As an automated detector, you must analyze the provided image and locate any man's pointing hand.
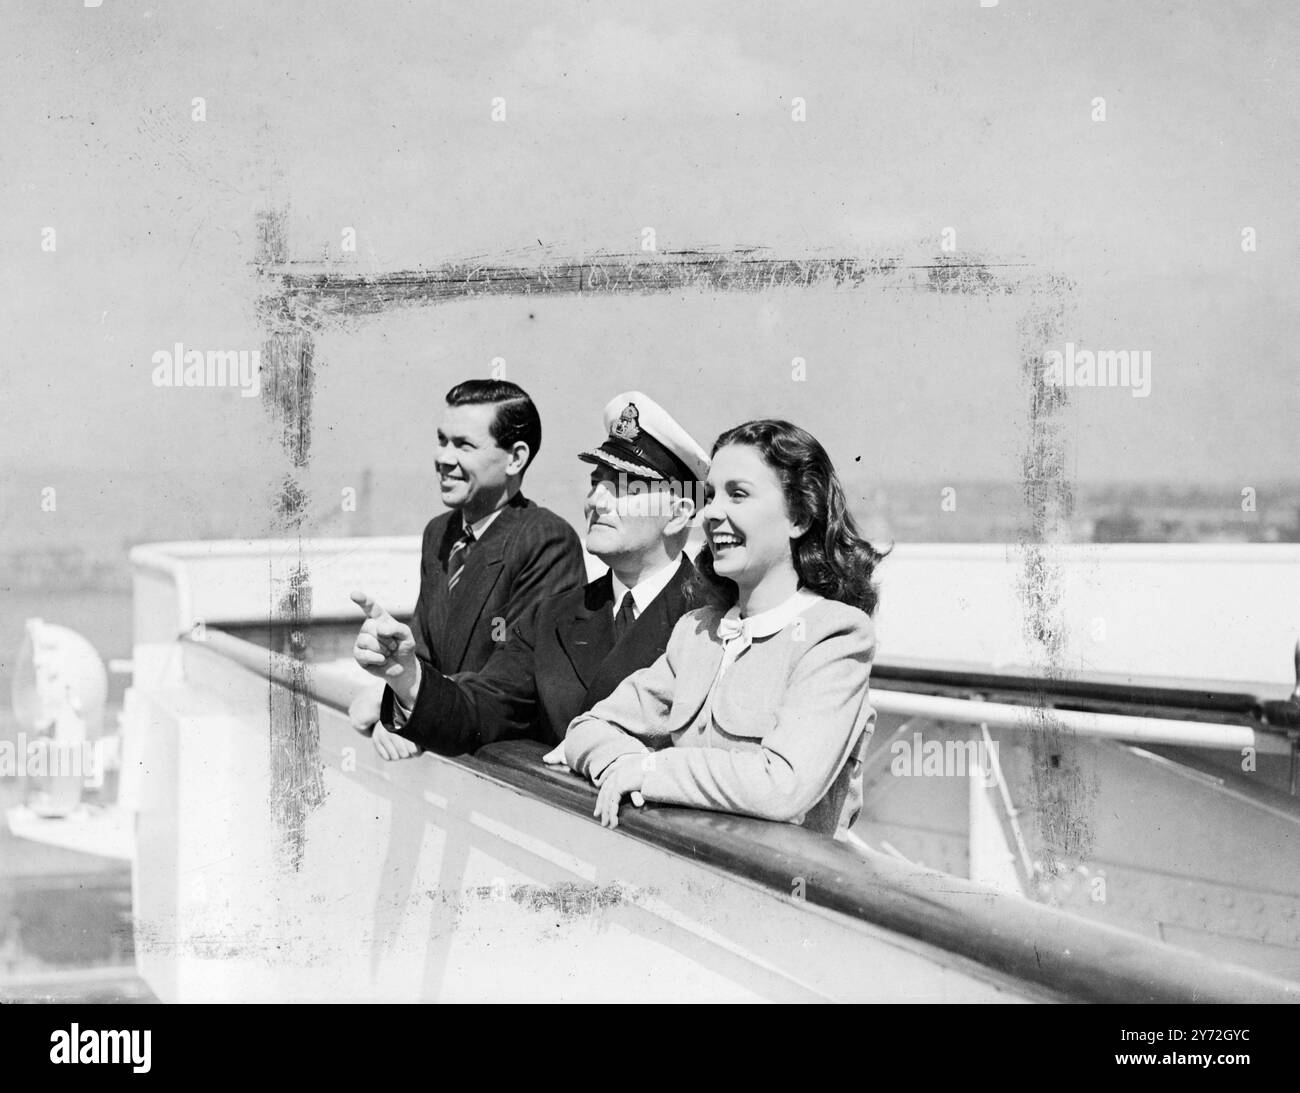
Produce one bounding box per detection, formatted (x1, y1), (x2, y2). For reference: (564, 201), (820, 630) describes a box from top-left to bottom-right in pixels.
(351, 590), (421, 709)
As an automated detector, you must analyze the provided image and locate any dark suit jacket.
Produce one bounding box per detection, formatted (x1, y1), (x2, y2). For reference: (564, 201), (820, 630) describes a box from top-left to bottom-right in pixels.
(381, 492), (586, 724)
(392, 554), (696, 755)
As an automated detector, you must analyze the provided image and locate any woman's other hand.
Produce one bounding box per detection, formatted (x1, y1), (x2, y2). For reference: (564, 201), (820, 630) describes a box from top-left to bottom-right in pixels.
(593, 756), (647, 828)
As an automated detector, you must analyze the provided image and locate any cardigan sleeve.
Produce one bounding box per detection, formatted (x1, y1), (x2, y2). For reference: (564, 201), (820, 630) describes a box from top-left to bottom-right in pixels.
(638, 613), (875, 823)
(563, 615), (697, 781)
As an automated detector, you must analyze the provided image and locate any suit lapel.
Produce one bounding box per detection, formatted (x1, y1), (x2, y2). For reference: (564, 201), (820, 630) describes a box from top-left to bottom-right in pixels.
(582, 555), (694, 709)
(416, 516), (459, 669)
(558, 572), (616, 691)
(440, 496), (525, 671)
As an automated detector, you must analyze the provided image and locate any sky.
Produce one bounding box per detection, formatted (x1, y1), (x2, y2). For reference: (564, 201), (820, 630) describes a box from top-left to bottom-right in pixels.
(1, 0), (1298, 554)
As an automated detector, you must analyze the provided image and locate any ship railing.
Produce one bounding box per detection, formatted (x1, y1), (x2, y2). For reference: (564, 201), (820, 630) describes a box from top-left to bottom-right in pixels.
(186, 625), (1300, 1003)
(869, 656), (1300, 791)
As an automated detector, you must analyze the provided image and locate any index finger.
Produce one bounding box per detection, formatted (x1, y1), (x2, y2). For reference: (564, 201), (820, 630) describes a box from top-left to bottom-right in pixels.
(350, 590), (386, 619)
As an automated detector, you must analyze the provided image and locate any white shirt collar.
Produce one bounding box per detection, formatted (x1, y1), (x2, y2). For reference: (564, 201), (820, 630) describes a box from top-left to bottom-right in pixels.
(463, 506), (504, 540)
(719, 587), (822, 643)
(610, 557), (681, 619)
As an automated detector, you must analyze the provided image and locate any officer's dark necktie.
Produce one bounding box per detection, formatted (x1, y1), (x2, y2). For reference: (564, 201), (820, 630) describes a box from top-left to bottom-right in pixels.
(447, 526), (474, 592)
(612, 591), (637, 641)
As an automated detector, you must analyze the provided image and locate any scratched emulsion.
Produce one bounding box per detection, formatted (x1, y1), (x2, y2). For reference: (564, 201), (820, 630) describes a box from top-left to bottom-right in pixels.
(1016, 277), (1098, 873)
(265, 556), (326, 870)
(433, 882), (647, 937)
(255, 249), (1035, 328)
(251, 242), (1083, 878)
(257, 208), (327, 870)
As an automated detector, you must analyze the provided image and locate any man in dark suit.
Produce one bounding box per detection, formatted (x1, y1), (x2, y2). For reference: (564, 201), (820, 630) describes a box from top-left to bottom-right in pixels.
(352, 392), (709, 757)
(349, 379), (586, 741)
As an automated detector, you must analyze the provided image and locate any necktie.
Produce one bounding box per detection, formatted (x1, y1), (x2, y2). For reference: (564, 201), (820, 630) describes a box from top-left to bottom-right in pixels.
(447, 526), (474, 591)
(612, 591), (637, 641)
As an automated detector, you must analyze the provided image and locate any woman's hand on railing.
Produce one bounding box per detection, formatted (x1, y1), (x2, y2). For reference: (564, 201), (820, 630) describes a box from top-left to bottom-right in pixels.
(593, 755), (648, 828)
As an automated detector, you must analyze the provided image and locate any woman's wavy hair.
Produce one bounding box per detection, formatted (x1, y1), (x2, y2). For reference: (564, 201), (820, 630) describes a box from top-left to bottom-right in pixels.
(687, 420), (890, 616)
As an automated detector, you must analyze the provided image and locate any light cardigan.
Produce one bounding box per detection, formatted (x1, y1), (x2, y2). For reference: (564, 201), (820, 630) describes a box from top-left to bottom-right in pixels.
(564, 594), (877, 836)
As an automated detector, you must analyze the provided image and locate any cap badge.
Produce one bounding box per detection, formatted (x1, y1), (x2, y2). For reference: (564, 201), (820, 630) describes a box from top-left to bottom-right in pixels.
(611, 402), (641, 442)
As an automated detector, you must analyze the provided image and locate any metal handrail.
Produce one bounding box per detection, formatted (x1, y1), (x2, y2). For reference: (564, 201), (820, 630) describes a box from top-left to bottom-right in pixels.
(870, 688), (1294, 756)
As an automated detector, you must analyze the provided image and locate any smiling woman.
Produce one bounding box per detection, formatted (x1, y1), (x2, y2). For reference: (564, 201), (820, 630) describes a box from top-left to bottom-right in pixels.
(564, 420), (889, 836)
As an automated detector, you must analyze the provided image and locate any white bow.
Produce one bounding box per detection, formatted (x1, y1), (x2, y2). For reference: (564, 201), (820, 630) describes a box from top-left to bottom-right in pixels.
(717, 615), (745, 643)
